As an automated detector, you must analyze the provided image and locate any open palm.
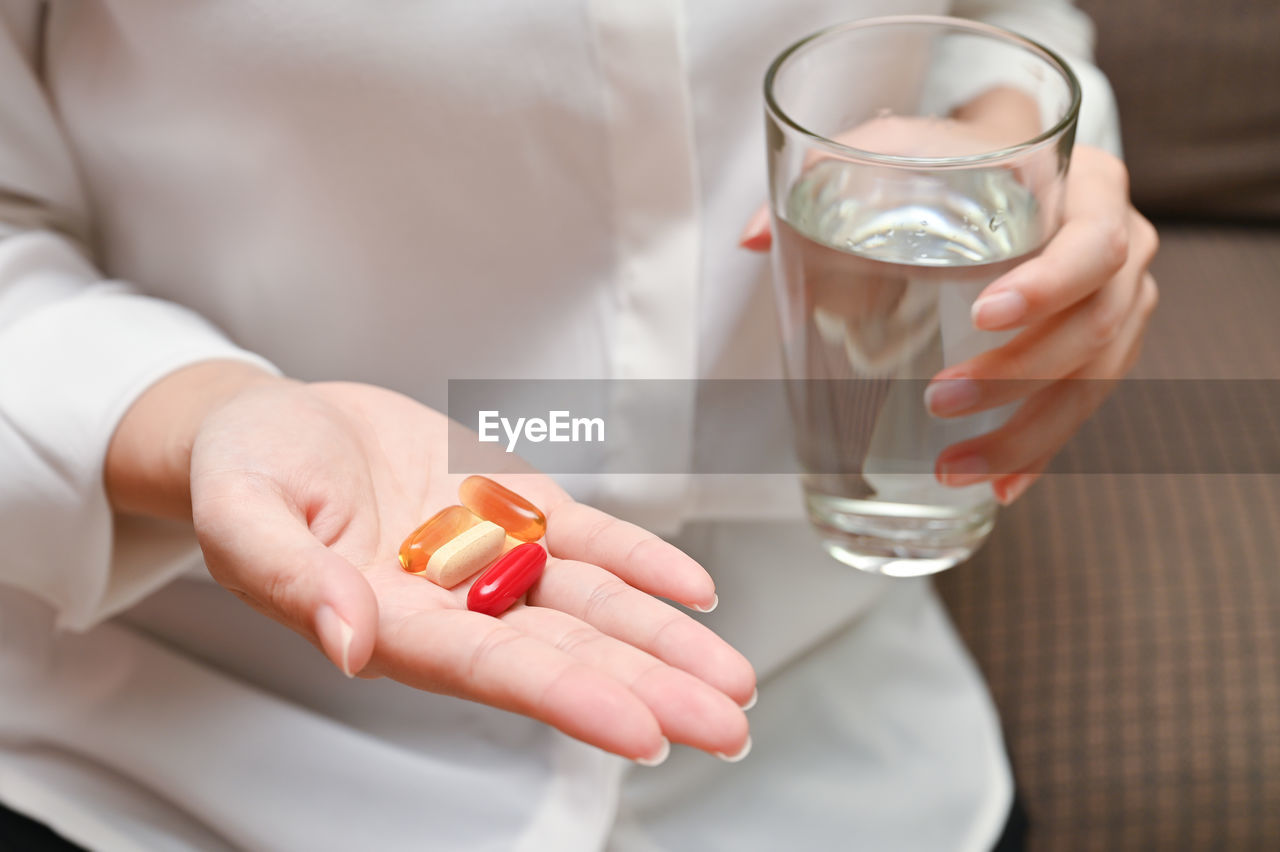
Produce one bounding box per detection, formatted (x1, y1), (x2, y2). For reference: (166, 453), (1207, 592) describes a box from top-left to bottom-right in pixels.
(189, 380), (754, 763)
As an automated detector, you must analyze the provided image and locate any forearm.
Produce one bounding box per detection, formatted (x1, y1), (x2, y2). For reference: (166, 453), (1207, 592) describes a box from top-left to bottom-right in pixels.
(104, 360), (284, 521)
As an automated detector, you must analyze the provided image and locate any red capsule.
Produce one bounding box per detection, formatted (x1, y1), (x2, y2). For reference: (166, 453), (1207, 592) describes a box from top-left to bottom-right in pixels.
(467, 542), (547, 617)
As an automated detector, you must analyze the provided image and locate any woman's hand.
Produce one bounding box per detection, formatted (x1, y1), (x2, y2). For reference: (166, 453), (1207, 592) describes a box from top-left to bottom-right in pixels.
(107, 364), (755, 765)
(741, 119), (1157, 505)
(921, 146), (1159, 504)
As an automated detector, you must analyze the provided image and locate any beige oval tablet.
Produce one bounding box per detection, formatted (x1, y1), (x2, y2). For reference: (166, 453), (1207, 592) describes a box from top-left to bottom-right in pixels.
(423, 521), (505, 589)
(501, 534), (524, 555)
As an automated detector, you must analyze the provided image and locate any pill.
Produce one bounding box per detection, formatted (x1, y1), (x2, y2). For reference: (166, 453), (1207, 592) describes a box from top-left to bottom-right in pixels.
(458, 476), (546, 542)
(422, 521), (506, 589)
(467, 542), (547, 617)
(399, 505), (478, 574)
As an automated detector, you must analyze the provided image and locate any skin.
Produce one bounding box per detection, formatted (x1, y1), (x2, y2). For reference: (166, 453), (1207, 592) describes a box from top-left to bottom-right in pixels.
(101, 89), (1154, 771)
(105, 363), (755, 765)
(740, 92), (1159, 504)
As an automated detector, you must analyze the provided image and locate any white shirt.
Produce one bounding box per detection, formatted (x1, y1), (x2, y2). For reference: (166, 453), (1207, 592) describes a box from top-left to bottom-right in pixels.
(0, 1), (1119, 849)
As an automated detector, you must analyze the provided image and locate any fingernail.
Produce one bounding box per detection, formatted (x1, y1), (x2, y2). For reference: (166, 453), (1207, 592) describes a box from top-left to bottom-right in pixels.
(972, 289), (1027, 329)
(715, 736), (753, 763)
(937, 455), (989, 487)
(316, 605), (355, 678)
(924, 377), (980, 417)
(996, 473), (1037, 505)
(694, 594), (719, 614)
(738, 208), (771, 251)
(636, 738), (671, 767)
(740, 688), (758, 711)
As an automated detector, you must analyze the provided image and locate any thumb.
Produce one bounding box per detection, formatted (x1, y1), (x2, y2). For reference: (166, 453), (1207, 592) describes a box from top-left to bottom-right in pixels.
(193, 478), (379, 677)
(738, 204), (772, 252)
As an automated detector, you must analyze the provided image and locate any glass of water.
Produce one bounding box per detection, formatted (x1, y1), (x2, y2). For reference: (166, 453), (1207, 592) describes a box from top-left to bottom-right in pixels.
(765, 16), (1080, 576)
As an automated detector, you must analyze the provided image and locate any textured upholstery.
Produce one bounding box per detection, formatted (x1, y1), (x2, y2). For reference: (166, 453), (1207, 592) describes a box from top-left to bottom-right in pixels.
(936, 5), (1280, 844)
(935, 226), (1280, 849)
(1075, 0), (1280, 221)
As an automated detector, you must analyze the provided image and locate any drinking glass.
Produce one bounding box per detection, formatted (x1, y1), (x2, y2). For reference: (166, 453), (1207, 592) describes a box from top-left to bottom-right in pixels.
(765, 16), (1080, 576)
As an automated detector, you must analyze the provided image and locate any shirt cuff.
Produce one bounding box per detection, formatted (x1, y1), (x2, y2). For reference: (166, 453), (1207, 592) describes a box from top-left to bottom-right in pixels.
(0, 249), (278, 630)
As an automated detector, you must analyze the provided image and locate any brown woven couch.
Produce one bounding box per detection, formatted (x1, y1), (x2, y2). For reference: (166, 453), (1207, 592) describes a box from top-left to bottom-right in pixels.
(935, 3), (1280, 848)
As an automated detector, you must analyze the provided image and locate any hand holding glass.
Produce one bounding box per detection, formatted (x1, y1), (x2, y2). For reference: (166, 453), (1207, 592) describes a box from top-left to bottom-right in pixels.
(764, 16), (1080, 575)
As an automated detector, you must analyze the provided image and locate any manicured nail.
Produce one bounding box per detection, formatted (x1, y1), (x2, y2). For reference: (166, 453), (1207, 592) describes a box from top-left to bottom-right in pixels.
(996, 473), (1037, 505)
(937, 455), (990, 487)
(971, 289), (1027, 329)
(740, 688), (758, 711)
(716, 736), (753, 763)
(924, 377), (980, 417)
(636, 738), (671, 767)
(694, 594), (719, 614)
(316, 605), (355, 677)
(738, 208), (771, 251)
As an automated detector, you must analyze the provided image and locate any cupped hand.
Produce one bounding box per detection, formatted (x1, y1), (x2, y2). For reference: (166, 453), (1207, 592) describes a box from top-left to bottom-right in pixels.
(188, 378), (754, 764)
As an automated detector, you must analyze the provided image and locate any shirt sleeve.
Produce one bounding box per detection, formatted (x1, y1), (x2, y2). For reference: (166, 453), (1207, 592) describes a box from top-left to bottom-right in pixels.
(0, 3), (279, 631)
(949, 0), (1122, 156)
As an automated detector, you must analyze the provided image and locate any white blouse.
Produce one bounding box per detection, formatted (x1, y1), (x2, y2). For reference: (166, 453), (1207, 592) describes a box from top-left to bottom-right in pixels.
(0, 1), (1119, 849)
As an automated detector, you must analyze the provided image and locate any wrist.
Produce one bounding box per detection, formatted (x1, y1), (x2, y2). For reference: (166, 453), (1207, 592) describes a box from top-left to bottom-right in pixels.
(105, 360), (286, 520)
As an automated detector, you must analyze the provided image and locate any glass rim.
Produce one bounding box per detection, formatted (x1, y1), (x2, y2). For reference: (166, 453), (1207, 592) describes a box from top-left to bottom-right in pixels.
(764, 14), (1083, 168)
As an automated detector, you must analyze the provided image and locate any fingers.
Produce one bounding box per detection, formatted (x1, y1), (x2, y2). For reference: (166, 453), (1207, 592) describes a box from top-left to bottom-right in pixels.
(544, 502), (718, 611)
(930, 209), (1158, 418)
(527, 558), (757, 705)
(926, 274), (1135, 415)
(372, 608), (669, 762)
(991, 456), (1052, 506)
(935, 376), (1114, 486)
(501, 606), (750, 756)
(367, 550), (751, 761)
(971, 148), (1134, 331)
(192, 474), (379, 677)
(935, 268), (1155, 485)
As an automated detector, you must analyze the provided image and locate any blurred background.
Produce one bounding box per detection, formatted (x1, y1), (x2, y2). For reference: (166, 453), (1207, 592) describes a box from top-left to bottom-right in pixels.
(936, 1), (1280, 848)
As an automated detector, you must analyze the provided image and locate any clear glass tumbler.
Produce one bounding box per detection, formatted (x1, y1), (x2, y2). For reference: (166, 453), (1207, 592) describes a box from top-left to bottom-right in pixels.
(765, 16), (1080, 576)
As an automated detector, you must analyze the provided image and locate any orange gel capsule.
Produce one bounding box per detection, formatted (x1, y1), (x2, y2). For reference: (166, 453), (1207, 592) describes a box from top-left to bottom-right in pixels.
(458, 476), (546, 542)
(399, 505), (478, 573)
